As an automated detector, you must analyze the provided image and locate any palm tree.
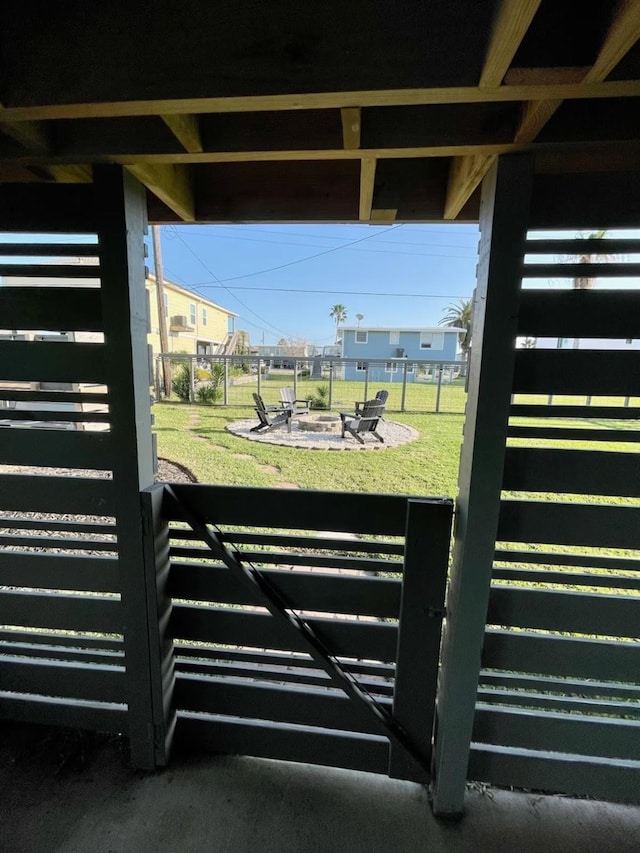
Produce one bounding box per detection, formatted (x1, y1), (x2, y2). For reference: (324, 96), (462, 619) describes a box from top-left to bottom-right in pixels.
(440, 298), (473, 361)
(329, 304), (347, 343)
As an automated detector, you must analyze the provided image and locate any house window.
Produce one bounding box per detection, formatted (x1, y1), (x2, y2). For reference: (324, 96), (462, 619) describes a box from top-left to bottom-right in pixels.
(356, 361), (367, 372)
(420, 332), (444, 350)
(385, 362), (398, 373)
(163, 292), (168, 317)
(389, 331), (400, 345)
(406, 363), (415, 374)
(189, 303), (197, 325)
(202, 307), (207, 326)
(355, 330), (368, 344)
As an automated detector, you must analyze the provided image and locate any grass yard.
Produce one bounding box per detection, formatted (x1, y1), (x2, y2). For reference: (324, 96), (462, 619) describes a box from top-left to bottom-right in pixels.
(153, 402), (465, 497)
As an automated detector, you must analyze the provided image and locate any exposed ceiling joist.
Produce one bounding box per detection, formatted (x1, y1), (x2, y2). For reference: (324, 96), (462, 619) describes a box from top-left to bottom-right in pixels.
(479, 0), (542, 87)
(1, 80), (640, 124)
(0, 119), (49, 151)
(444, 0), (640, 219)
(341, 108), (361, 150)
(370, 209), (397, 223)
(46, 164), (93, 183)
(124, 163), (195, 221)
(359, 158), (376, 220)
(161, 114), (203, 153)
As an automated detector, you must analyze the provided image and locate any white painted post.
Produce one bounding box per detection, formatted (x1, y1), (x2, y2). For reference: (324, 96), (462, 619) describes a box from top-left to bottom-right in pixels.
(430, 155), (533, 817)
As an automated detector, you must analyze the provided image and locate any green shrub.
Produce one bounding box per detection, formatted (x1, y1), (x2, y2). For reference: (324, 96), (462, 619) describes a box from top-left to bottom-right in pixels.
(195, 383), (222, 404)
(196, 368), (212, 381)
(310, 383), (329, 409)
(171, 363), (191, 402)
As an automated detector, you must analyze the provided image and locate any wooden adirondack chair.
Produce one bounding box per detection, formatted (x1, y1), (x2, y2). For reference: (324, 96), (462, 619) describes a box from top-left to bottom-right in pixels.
(340, 399), (386, 444)
(251, 392), (292, 433)
(355, 389), (388, 415)
(279, 386), (311, 415)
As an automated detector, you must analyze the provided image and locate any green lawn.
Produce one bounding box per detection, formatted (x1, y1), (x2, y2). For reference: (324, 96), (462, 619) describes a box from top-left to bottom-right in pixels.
(153, 402), (465, 497)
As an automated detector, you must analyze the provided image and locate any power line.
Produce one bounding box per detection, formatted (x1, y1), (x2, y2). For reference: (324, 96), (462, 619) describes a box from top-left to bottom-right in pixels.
(187, 283), (471, 299)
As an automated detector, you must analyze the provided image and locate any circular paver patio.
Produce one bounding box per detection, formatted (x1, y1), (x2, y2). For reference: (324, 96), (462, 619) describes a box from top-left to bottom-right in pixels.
(226, 416), (419, 450)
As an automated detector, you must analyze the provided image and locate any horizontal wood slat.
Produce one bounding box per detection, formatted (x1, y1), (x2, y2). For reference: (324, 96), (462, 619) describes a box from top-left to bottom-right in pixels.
(482, 629), (640, 683)
(171, 605), (398, 662)
(491, 567), (640, 591)
(0, 243), (99, 258)
(494, 548), (640, 572)
(0, 656), (124, 703)
(164, 483), (424, 536)
(0, 553), (119, 592)
(170, 563), (401, 618)
(0, 341), (108, 383)
(478, 671), (640, 701)
(469, 744), (640, 804)
(0, 518), (115, 534)
(0, 287), (103, 331)
(0, 409), (110, 423)
(204, 530), (404, 556)
(0, 264), (101, 279)
(0, 628), (122, 651)
(0, 390), (109, 404)
(0, 428), (113, 469)
(175, 713), (389, 775)
(498, 499), (640, 549)
(525, 239), (640, 255)
(175, 674), (391, 736)
(0, 475), (114, 514)
(174, 644), (394, 680)
(473, 705), (640, 761)
(0, 640), (123, 666)
(517, 290), (640, 339)
(523, 263), (640, 279)
(168, 547), (400, 575)
(502, 447), (640, 496)
(476, 688), (640, 719)
(510, 404), (640, 419)
(513, 350), (640, 396)
(488, 586), (639, 639)
(0, 185), (97, 232)
(0, 590), (122, 633)
(0, 692), (126, 732)
(507, 425), (640, 442)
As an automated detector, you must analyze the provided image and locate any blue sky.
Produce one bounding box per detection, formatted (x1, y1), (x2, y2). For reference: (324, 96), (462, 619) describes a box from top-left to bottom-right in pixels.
(151, 224), (480, 346)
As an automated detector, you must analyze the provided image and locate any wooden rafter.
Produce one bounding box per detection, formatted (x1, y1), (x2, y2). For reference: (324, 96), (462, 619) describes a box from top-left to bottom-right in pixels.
(359, 158), (376, 221)
(479, 0), (542, 87)
(161, 114), (203, 153)
(1, 79), (639, 124)
(341, 108), (361, 150)
(0, 119), (49, 152)
(124, 163), (195, 221)
(444, 0), (640, 219)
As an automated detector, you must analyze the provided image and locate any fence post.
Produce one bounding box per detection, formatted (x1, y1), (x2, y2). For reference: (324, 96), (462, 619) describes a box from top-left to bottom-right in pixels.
(257, 358), (262, 397)
(401, 361), (408, 412)
(328, 361), (333, 408)
(223, 357), (229, 406)
(140, 484), (176, 766)
(363, 363), (369, 403)
(189, 356), (195, 403)
(389, 498), (453, 783)
(293, 360), (298, 399)
(435, 364), (443, 412)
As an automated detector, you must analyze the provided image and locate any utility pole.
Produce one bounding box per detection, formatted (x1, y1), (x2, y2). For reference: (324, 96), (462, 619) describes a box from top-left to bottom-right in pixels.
(152, 225), (171, 396)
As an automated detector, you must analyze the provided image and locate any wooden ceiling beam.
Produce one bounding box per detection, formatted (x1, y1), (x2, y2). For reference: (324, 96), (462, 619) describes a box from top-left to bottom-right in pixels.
(0, 119), (50, 151)
(444, 0), (640, 219)
(359, 158), (376, 220)
(46, 164), (93, 183)
(161, 114), (203, 153)
(479, 0), (542, 87)
(1, 79), (639, 123)
(341, 108), (361, 150)
(124, 163), (195, 221)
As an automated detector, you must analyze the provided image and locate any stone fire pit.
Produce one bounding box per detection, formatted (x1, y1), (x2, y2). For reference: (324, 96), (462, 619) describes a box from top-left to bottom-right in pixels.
(296, 414), (342, 433)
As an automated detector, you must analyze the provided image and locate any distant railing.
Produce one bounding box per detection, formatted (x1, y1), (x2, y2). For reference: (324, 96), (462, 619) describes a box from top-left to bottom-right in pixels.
(154, 354), (468, 413)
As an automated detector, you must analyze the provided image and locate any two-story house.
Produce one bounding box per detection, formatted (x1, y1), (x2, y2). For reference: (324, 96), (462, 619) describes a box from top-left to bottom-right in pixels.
(146, 275), (238, 357)
(339, 326), (465, 382)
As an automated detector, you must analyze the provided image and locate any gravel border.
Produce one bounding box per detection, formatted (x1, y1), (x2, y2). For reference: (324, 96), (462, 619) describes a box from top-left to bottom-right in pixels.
(226, 418), (419, 450)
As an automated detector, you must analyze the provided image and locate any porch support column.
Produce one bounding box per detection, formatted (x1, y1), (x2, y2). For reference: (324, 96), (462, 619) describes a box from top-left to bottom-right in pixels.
(94, 166), (157, 768)
(430, 155), (533, 817)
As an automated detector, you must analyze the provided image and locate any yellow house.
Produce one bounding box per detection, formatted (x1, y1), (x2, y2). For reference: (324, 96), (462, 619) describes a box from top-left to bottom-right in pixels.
(146, 275), (237, 357)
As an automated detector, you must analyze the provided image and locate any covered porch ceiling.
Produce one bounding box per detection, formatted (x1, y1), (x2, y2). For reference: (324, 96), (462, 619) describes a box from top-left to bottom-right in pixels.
(1, 1), (640, 224)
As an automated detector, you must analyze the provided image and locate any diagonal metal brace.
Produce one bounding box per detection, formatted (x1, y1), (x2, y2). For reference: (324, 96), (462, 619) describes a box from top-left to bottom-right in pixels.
(164, 485), (432, 778)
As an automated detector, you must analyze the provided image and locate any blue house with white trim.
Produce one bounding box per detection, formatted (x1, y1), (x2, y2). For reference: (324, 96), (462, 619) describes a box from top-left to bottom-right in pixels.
(339, 326), (465, 382)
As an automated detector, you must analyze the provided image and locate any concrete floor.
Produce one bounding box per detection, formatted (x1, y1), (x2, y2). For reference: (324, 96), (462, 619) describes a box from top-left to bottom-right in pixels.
(1, 724), (639, 853)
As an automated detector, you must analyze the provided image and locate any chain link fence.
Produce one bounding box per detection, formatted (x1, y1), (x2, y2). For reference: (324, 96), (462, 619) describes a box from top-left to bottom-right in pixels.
(155, 354), (468, 414)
